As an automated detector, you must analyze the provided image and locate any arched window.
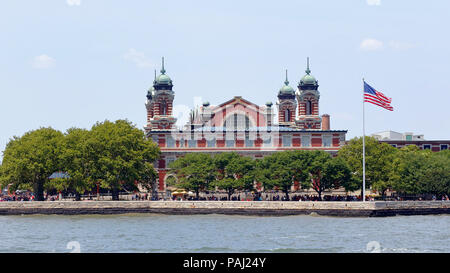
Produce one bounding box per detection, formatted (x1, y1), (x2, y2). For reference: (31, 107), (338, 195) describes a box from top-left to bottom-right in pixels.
(160, 101), (167, 115)
(223, 114), (253, 130)
(284, 109), (290, 122)
(306, 101), (312, 115)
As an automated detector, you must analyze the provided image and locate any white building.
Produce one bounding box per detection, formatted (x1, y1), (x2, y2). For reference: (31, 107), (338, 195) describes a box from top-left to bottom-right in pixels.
(371, 131), (425, 141)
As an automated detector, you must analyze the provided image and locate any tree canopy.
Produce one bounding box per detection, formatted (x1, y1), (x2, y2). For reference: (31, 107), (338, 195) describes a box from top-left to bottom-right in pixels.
(44, 128), (93, 200)
(338, 136), (397, 196)
(256, 151), (311, 200)
(212, 152), (256, 200)
(0, 120), (160, 201)
(2, 126), (448, 201)
(168, 153), (216, 199)
(0, 127), (64, 201)
(390, 146), (450, 197)
(306, 151), (352, 200)
(86, 120), (159, 200)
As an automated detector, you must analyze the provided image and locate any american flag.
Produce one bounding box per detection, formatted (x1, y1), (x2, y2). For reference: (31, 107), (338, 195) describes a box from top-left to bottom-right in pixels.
(363, 81), (393, 111)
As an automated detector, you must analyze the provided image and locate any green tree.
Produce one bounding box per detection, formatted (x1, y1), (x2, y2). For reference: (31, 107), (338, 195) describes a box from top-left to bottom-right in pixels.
(169, 153), (215, 199)
(418, 152), (450, 197)
(212, 152), (256, 200)
(213, 152), (240, 174)
(287, 150), (314, 191)
(226, 155), (256, 192)
(256, 151), (310, 201)
(389, 145), (425, 195)
(338, 136), (397, 197)
(0, 127), (64, 201)
(306, 151), (352, 200)
(391, 147), (450, 197)
(51, 128), (94, 200)
(44, 177), (67, 195)
(86, 120), (159, 200)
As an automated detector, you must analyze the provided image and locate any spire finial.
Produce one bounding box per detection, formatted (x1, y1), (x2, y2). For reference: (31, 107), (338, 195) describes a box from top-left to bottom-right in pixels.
(284, 69), (289, 85)
(154, 69), (157, 81)
(305, 57), (311, 75)
(161, 57), (166, 74)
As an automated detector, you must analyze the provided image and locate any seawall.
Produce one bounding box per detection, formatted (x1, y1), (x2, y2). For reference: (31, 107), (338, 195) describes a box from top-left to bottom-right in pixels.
(1, 201), (450, 217)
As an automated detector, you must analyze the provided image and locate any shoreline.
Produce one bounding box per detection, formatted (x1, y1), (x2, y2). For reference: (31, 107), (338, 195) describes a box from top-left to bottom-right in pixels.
(1, 201), (450, 217)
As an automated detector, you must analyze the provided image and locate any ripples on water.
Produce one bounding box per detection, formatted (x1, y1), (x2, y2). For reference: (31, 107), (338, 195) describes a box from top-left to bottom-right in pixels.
(0, 214), (449, 253)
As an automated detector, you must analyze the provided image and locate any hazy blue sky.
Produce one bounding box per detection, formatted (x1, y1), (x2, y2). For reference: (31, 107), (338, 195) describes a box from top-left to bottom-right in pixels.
(1, 0), (449, 157)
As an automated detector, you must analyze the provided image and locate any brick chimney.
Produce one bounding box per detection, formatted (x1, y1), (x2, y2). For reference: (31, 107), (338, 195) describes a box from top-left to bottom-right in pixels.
(322, 114), (330, 130)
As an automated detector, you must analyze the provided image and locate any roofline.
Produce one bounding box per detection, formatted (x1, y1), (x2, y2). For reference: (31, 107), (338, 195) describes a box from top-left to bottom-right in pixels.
(371, 130), (401, 135)
(147, 129), (348, 134)
(379, 140), (450, 143)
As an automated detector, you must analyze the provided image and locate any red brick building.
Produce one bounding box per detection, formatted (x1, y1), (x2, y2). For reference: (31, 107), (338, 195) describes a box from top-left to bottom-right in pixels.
(381, 140), (449, 151)
(145, 58), (347, 194)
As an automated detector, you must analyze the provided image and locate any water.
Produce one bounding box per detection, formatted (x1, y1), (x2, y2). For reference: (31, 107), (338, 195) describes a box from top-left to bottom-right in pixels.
(0, 214), (449, 253)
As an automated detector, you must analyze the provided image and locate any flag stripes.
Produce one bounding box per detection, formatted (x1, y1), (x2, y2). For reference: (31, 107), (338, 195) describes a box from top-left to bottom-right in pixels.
(363, 81), (393, 111)
(364, 96), (393, 111)
(374, 91), (392, 104)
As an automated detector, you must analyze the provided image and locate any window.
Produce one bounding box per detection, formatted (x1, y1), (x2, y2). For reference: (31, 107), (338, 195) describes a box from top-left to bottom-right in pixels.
(406, 135), (412, 141)
(160, 100), (167, 115)
(166, 136), (175, 147)
(223, 114), (253, 130)
(263, 137), (272, 147)
(207, 138), (215, 147)
(188, 139), (197, 148)
(166, 157), (175, 168)
(179, 138), (184, 147)
(151, 135), (158, 143)
(282, 135), (292, 147)
(441, 144), (448, 150)
(245, 135), (253, 147)
(245, 139), (253, 147)
(284, 109), (290, 122)
(301, 135), (311, 147)
(245, 115), (250, 129)
(306, 101), (312, 115)
(423, 144), (431, 150)
(226, 140), (235, 147)
(323, 135), (332, 147)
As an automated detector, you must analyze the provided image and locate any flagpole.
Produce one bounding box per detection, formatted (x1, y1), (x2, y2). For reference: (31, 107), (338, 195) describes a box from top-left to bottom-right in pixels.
(362, 78), (366, 202)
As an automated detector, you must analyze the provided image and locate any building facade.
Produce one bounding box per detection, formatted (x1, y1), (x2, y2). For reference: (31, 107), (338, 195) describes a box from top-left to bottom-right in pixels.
(372, 130), (449, 152)
(145, 58), (347, 193)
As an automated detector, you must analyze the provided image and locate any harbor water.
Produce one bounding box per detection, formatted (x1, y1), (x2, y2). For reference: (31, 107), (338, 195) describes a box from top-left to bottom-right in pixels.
(1, 214), (449, 253)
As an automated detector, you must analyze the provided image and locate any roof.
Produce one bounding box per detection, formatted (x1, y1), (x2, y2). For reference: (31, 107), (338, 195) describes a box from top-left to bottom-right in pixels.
(49, 172), (70, 179)
(379, 140), (450, 144)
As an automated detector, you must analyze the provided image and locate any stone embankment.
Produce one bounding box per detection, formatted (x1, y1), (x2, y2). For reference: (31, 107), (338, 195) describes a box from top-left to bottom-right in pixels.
(0, 201), (449, 217)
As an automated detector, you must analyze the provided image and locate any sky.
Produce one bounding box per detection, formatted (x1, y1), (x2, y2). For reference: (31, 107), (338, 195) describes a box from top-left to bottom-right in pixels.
(1, 0), (450, 159)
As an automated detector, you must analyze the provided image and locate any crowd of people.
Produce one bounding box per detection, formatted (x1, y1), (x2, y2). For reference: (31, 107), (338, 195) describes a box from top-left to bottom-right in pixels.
(173, 193), (450, 202)
(173, 193), (362, 201)
(131, 193), (149, 201)
(0, 191), (35, 201)
(1, 190), (448, 202)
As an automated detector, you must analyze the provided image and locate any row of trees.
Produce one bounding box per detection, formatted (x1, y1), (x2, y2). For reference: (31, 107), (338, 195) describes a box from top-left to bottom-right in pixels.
(0, 120), (160, 201)
(340, 137), (450, 198)
(168, 137), (450, 200)
(169, 150), (353, 201)
(1, 125), (448, 201)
